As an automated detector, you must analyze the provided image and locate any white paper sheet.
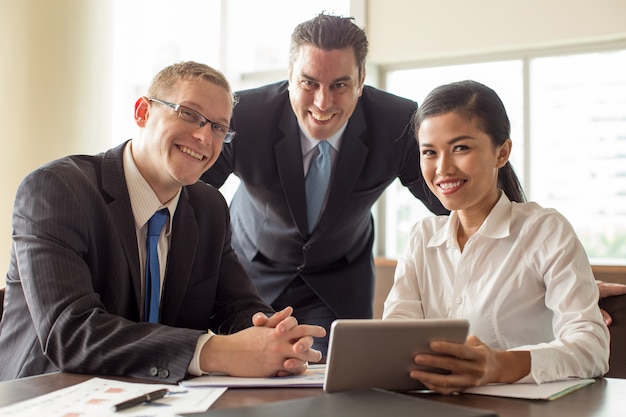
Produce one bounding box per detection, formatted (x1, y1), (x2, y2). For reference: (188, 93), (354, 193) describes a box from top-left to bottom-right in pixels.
(180, 364), (326, 388)
(0, 377), (226, 416)
(463, 378), (595, 400)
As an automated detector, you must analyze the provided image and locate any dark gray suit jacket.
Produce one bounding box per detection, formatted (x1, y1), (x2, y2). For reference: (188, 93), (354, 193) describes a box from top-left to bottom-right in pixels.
(0, 141), (272, 382)
(201, 81), (446, 320)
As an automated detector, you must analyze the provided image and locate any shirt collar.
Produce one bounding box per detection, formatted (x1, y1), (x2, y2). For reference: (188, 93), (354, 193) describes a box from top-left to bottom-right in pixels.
(299, 121), (347, 156)
(428, 192), (512, 248)
(123, 141), (180, 234)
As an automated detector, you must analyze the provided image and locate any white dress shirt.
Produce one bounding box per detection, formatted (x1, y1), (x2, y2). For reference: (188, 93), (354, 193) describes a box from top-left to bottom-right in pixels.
(383, 192), (609, 383)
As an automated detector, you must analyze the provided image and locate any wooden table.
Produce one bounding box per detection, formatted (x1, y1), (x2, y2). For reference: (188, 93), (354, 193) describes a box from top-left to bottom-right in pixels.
(1, 373), (625, 417)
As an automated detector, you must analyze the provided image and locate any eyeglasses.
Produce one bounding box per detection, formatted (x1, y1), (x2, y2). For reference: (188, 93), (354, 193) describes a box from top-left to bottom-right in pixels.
(148, 98), (235, 143)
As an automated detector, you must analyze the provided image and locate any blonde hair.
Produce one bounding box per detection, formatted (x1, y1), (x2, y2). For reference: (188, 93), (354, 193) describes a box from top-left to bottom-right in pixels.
(147, 61), (237, 106)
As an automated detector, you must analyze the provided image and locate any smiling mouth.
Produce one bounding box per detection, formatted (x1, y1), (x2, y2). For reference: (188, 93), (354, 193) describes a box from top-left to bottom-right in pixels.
(438, 180), (465, 190)
(311, 112), (333, 121)
(178, 145), (204, 161)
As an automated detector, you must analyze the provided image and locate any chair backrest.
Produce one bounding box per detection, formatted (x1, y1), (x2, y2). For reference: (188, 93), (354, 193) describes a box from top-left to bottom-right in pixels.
(599, 294), (626, 378)
(0, 286), (4, 319)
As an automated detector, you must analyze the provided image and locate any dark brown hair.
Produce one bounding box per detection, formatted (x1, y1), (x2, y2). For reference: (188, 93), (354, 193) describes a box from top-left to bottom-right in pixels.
(289, 13), (368, 81)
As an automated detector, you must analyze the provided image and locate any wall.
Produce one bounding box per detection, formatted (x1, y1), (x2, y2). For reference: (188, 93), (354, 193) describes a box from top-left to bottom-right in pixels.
(366, 0), (626, 66)
(0, 1), (112, 286)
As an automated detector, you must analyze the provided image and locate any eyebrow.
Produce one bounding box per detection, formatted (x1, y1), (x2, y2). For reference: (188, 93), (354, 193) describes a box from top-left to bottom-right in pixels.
(419, 135), (475, 148)
(300, 73), (353, 84)
(181, 101), (230, 126)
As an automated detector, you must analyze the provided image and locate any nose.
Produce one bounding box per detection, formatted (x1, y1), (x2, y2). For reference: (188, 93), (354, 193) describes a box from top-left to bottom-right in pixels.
(313, 87), (333, 111)
(436, 153), (454, 176)
(194, 123), (216, 146)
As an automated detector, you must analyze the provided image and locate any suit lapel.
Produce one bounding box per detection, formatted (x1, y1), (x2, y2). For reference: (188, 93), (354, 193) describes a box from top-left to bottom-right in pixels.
(275, 101), (309, 237)
(101, 142), (143, 313)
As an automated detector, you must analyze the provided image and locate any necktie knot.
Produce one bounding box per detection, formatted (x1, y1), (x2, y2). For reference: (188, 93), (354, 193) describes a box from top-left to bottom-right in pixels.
(148, 209), (168, 237)
(318, 139), (330, 157)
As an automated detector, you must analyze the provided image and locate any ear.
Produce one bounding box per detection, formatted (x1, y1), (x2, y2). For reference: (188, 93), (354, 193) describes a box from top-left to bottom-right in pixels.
(496, 138), (512, 168)
(134, 97), (150, 127)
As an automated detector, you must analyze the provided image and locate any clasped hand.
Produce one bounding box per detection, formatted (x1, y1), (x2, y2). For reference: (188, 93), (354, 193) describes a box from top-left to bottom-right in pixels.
(200, 306), (325, 378)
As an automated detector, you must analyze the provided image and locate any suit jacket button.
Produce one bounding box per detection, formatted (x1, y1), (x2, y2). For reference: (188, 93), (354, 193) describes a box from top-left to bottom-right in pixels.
(158, 368), (169, 379)
(302, 244), (311, 251)
(297, 266), (303, 272)
(149, 366), (158, 377)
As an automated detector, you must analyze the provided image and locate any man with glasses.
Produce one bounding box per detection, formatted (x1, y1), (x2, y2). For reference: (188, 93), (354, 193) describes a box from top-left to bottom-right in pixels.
(0, 61), (325, 382)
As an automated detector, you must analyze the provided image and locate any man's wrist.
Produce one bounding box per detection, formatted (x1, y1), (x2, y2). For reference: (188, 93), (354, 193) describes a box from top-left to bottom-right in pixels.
(188, 331), (215, 376)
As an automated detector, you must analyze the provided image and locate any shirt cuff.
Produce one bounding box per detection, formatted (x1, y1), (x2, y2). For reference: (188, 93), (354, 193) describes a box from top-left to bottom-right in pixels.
(187, 331), (215, 376)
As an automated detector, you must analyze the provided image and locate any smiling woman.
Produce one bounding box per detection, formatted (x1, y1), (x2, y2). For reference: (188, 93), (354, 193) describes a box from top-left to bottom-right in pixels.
(383, 80), (610, 394)
(415, 81), (525, 211)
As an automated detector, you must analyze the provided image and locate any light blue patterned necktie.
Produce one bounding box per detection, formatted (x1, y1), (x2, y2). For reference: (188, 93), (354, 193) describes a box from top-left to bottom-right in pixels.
(305, 140), (332, 233)
(145, 209), (168, 323)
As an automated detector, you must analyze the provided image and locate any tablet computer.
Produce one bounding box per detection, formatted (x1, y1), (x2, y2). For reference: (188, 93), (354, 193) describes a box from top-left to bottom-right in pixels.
(323, 318), (469, 393)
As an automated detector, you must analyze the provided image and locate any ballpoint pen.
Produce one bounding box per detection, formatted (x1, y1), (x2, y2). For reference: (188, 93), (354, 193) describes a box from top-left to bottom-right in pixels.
(111, 388), (169, 412)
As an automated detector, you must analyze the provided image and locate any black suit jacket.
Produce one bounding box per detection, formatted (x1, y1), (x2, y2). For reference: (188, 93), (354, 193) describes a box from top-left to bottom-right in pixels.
(0, 141), (272, 382)
(201, 81), (445, 320)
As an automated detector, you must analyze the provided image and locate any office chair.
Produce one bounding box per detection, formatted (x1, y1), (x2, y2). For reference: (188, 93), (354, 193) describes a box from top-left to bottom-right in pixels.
(600, 294), (626, 378)
(0, 286), (4, 319)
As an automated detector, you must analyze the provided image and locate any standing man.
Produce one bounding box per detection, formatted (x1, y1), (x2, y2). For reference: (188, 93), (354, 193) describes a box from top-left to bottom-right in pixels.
(0, 61), (324, 382)
(201, 13), (446, 354)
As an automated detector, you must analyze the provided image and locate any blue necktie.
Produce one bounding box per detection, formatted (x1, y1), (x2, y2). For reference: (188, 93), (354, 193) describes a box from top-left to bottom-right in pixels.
(145, 209), (168, 323)
(305, 140), (331, 233)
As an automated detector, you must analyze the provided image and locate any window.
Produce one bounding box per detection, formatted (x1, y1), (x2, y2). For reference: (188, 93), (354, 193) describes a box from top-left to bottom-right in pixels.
(111, 0), (222, 145)
(110, 4), (624, 264)
(111, 0), (350, 199)
(223, 0), (351, 82)
(382, 47), (626, 264)
(529, 50), (626, 261)
(111, 1), (351, 142)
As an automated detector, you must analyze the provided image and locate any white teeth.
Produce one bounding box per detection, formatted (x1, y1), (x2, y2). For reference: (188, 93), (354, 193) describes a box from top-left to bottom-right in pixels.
(179, 146), (203, 160)
(312, 113), (332, 121)
(439, 180), (463, 190)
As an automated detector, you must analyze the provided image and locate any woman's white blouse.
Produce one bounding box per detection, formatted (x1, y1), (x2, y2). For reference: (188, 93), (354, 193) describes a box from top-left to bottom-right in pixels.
(383, 193), (609, 383)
